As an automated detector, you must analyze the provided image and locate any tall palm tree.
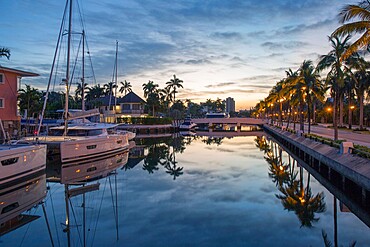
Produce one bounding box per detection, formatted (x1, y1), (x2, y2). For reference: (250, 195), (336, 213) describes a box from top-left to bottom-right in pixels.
(299, 60), (322, 133)
(0, 48), (10, 60)
(166, 74), (183, 102)
(103, 82), (117, 96)
(119, 80), (132, 96)
(332, 1), (370, 60)
(159, 86), (173, 113)
(142, 80), (159, 116)
(317, 35), (352, 140)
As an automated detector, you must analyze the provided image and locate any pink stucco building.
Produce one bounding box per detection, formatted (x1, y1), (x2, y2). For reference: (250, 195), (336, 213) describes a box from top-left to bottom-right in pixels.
(0, 66), (39, 138)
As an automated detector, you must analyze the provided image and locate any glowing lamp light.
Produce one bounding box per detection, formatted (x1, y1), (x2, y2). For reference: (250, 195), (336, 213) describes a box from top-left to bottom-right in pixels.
(76, 169), (81, 173)
(279, 166), (284, 171)
(350, 105), (355, 110)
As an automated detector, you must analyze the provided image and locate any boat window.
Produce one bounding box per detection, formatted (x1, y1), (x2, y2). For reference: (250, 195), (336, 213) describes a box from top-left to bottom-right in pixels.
(87, 167), (97, 172)
(1, 157), (19, 166)
(86, 145), (97, 150)
(87, 129), (103, 136)
(1, 202), (19, 214)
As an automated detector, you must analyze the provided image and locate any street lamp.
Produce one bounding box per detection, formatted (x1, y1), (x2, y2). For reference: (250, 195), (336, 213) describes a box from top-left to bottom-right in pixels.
(349, 105), (355, 129)
(326, 107), (332, 124)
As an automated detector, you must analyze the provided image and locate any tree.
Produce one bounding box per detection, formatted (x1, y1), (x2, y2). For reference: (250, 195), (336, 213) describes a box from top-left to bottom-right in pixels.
(317, 35), (352, 140)
(18, 84), (43, 119)
(299, 60), (322, 133)
(166, 74), (183, 102)
(103, 81), (118, 97)
(332, 1), (370, 60)
(142, 80), (159, 116)
(119, 80), (132, 96)
(85, 84), (104, 101)
(0, 47), (10, 60)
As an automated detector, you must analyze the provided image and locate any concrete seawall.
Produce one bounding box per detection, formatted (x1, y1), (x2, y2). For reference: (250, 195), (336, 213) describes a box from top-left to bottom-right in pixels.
(263, 125), (370, 194)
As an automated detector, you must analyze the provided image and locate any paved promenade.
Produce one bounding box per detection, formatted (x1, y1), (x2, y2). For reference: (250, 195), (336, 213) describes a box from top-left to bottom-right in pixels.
(280, 122), (370, 148)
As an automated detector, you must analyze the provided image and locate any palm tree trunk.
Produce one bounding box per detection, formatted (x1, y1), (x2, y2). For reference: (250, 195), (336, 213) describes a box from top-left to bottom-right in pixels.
(286, 106), (292, 129)
(348, 94), (352, 129)
(279, 102), (283, 126)
(307, 97), (311, 134)
(339, 94), (343, 127)
(299, 101), (304, 132)
(359, 93), (364, 130)
(333, 92), (338, 140)
(313, 101), (316, 124)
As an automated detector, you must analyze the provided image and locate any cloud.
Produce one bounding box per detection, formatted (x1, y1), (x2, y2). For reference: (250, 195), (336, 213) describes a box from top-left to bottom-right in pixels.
(211, 32), (243, 40)
(261, 41), (308, 51)
(205, 82), (237, 88)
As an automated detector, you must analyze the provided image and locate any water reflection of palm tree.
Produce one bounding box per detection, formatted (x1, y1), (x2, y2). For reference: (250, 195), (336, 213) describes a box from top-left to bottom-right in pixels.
(202, 137), (223, 146)
(322, 229), (356, 247)
(266, 151), (290, 188)
(142, 144), (168, 174)
(161, 146), (184, 180)
(276, 169), (326, 227)
(254, 136), (271, 153)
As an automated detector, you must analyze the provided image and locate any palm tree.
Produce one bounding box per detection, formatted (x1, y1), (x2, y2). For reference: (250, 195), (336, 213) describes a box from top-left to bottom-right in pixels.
(18, 84), (43, 119)
(159, 86), (173, 113)
(85, 84), (104, 101)
(142, 80), (159, 116)
(103, 82), (117, 96)
(0, 48), (10, 60)
(299, 60), (322, 133)
(75, 82), (89, 109)
(317, 35), (352, 140)
(166, 74), (183, 102)
(332, 1), (370, 60)
(119, 80), (132, 96)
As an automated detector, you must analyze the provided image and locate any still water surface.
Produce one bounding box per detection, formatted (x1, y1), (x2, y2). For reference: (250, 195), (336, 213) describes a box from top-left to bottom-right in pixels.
(1, 134), (369, 246)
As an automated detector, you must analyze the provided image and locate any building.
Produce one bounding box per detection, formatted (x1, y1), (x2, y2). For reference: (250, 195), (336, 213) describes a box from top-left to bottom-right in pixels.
(0, 66), (39, 138)
(225, 97), (235, 113)
(117, 91), (146, 117)
(96, 91), (147, 122)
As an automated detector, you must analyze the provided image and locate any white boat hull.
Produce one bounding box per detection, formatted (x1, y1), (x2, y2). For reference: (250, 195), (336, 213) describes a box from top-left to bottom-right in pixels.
(60, 134), (129, 163)
(0, 145), (46, 187)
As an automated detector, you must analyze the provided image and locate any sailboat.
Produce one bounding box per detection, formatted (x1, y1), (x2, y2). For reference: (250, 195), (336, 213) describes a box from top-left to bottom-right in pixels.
(0, 119), (47, 185)
(23, 0), (130, 163)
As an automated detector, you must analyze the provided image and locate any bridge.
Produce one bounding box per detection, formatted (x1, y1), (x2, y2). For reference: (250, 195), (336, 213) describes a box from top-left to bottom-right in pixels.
(192, 117), (267, 127)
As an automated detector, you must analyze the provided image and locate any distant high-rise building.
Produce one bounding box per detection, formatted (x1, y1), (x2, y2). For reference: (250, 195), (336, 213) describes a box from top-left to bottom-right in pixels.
(225, 97), (235, 113)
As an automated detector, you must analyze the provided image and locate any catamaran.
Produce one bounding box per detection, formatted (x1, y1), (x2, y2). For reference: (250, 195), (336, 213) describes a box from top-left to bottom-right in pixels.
(23, 0), (131, 163)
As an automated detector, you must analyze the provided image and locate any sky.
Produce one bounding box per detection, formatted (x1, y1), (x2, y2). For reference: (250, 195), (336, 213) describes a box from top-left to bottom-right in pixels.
(0, 0), (359, 110)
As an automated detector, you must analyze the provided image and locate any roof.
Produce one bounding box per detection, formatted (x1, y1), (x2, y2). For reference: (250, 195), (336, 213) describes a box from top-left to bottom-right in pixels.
(118, 91), (146, 104)
(96, 95), (117, 106)
(0, 66), (39, 77)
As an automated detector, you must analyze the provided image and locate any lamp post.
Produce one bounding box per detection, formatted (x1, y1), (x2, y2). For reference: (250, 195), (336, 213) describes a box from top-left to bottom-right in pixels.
(326, 107), (332, 124)
(349, 105), (355, 129)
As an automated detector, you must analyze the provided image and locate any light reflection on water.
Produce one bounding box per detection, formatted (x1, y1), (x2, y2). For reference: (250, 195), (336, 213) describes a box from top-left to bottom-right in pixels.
(1, 135), (369, 246)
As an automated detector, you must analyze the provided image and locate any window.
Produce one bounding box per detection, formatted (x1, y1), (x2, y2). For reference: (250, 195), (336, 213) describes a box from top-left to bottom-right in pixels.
(0, 98), (4, 108)
(0, 74), (3, 84)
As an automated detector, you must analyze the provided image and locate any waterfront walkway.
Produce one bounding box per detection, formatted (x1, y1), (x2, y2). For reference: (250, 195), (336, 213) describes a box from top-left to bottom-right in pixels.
(280, 122), (370, 148)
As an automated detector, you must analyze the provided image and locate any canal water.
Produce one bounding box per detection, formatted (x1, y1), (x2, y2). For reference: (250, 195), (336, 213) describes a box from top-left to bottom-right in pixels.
(1, 134), (369, 246)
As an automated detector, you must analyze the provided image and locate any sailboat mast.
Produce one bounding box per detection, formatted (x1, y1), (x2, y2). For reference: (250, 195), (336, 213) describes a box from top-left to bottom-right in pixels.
(82, 30), (85, 112)
(114, 40), (118, 121)
(64, 0), (73, 136)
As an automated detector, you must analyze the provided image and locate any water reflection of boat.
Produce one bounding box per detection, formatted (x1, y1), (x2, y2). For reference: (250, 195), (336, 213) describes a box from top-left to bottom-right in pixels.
(47, 151), (129, 184)
(179, 118), (197, 130)
(60, 152), (127, 247)
(0, 173), (47, 236)
(0, 143), (46, 188)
